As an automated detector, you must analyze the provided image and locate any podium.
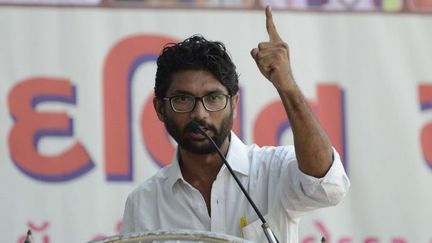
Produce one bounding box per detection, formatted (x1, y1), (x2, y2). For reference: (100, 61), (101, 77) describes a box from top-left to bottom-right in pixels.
(87, 230), (254, 243)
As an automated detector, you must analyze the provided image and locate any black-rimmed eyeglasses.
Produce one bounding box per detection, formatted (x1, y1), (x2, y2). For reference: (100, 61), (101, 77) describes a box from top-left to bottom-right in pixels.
(162, 93), (231, 113)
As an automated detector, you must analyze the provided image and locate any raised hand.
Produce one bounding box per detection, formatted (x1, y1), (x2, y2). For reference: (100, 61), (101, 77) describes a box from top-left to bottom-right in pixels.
(250, 6), (295, 92)
(251, 6), (334, 177)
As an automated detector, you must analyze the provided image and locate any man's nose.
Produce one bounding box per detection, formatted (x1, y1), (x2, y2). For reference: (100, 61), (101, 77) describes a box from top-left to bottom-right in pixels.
(190, 99), (209, 120)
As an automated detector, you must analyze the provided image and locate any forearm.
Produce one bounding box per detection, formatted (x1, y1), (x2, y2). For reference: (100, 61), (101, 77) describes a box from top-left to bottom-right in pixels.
(251, 6), (334, 177)
(277, 82), (333, 178)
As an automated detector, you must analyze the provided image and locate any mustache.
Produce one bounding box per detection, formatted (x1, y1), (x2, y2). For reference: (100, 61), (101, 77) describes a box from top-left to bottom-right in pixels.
(185, 120), (216, 133)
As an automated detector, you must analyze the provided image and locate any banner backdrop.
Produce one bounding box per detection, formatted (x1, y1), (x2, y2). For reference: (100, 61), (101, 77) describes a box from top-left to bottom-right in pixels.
(0, 6), (431, 243)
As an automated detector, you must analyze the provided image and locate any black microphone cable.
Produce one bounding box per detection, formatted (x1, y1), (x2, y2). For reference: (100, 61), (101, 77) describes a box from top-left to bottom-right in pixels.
(190, 121), (279, 243)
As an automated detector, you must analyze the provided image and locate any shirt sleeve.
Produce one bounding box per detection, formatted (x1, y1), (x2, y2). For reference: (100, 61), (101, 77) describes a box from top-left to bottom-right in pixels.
(279, 147), (350, 218)
(120, 194), (134, 234)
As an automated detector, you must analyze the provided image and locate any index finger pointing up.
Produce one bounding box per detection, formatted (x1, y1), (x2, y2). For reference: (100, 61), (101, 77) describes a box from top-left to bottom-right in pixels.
(265, 5), (282, 42)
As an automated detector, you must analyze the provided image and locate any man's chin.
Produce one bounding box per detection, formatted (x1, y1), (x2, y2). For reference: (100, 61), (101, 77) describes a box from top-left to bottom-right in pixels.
(180, 142), (217, 155)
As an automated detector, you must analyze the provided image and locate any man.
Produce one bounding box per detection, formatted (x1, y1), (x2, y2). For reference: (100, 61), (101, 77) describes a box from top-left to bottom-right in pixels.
(121, 6), (350, 242)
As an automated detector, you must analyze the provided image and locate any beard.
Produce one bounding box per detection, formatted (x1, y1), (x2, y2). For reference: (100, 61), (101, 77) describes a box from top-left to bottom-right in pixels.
(163, 110), (233, 154)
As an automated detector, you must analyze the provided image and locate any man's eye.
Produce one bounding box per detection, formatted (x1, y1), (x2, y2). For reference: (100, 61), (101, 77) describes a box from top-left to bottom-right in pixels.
(208, 94), (222, 100)
(176, 96), (191, 102)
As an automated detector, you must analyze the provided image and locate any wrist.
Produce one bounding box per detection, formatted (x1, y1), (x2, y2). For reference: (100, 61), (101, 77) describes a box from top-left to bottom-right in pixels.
(275, 77), (298, 94)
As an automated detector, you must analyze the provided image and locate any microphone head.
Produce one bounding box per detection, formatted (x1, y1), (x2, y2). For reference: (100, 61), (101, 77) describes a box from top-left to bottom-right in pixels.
(188, 121), (203, 134)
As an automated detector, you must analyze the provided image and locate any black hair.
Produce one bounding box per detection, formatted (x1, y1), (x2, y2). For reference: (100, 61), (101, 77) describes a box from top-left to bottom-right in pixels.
(155, 35), (239, 99)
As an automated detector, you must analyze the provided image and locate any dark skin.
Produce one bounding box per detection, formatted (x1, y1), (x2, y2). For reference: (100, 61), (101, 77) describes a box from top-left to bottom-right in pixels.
(154, 6), (333, 216)
(250, 6), (333, 177)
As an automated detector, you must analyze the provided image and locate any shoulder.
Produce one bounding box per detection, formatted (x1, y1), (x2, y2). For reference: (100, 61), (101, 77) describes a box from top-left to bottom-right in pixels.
(126, 166), (171, 203)
(229, 132), (296, 163)
(244, 144), (297, 178)
(247, 143), (296, 163)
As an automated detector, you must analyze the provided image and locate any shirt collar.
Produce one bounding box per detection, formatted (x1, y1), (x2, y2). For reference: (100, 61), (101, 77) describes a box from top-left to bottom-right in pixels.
(165, 131), (250, 190)
(165, 152), (184, 190)
(225, 131), (250, 176)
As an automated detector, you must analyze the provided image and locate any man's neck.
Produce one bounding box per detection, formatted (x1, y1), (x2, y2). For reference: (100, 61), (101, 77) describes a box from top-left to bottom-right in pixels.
(178, 137), (230, 217)
(178, 137), (230, 182)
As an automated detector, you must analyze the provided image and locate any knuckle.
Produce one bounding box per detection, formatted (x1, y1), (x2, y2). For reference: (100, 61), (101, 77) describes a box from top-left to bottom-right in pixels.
(258, 42), (269, 49)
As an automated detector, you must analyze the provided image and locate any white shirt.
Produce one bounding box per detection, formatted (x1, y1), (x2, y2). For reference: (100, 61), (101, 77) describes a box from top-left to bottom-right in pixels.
(121, 132), (350, 242)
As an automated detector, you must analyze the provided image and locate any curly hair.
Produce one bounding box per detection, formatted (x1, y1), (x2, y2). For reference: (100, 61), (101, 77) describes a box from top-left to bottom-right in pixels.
(155, 35), (239, 99)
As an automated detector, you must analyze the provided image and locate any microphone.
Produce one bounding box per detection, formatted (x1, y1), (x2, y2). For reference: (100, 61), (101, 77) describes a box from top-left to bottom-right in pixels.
(190, 121), (279, 243)
(23, 230), (32, 243)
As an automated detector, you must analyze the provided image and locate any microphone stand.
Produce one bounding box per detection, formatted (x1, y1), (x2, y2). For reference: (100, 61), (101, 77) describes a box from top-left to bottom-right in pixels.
(192, 122), (279, 243)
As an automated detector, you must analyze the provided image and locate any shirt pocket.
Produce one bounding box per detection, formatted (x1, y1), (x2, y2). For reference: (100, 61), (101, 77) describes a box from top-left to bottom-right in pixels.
(241, 217), (266, 243)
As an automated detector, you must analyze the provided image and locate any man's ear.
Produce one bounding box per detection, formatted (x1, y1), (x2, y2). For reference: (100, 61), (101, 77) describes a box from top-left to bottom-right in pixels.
(231, 93), (240, 118)
(153, 97), (165, 122)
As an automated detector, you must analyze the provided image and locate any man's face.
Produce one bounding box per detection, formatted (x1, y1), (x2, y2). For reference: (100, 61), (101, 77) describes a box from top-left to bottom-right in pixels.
(154, 70), (239, 154)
